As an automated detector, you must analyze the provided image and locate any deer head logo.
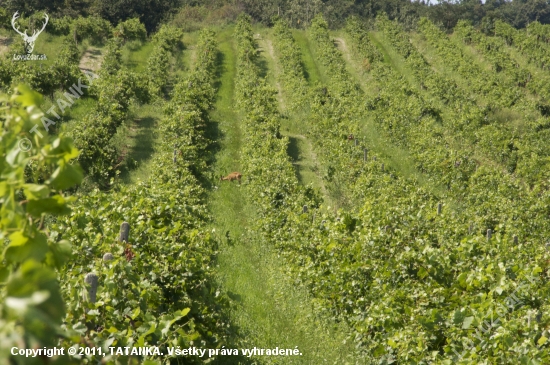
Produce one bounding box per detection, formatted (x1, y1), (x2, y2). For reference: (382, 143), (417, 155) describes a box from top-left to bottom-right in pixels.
(11, 11), (49, 54)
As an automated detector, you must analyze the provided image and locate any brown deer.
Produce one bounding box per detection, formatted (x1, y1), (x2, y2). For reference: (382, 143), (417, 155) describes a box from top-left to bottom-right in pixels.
(220, 172), (242, 183)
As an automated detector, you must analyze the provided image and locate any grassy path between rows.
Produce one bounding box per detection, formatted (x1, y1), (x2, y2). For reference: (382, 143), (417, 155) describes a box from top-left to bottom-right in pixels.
(206, 27), (365, 365)
(78, 46), (103, 73)
(256, 31), (330, 204)
(120, 34), (196, 184)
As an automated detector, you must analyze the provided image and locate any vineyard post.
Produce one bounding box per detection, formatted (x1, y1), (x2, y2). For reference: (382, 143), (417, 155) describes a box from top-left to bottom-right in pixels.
(354, 139), (357, 147)
(381, 163), (384, 171)
(469, 223), (473, 235)
(373, 156), (377, 161)
(303, 205), (308, 213)
(84, 273), (98, 303)
(119, 222), (130, 243)
(513, 235), (518, 244)
(487, 229), (492, 240)
(437, 203), (442, 215)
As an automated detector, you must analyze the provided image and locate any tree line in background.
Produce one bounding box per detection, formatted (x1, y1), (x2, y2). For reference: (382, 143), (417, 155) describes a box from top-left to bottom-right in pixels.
(1, 0), (550, 34)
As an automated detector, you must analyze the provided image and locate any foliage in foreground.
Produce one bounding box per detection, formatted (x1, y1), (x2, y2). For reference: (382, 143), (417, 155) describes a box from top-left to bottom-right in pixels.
(1, 29), (234, 364)
(53, 28), (232, 364)
(0, 85), (83, 363)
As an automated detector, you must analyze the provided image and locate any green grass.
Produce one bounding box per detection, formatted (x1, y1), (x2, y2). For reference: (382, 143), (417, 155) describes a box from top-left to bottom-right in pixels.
(117, 103), (162, 184)
(31, 33), (69, 66)
(40, 90), (97, 136)
(24, 33), (92, 66)
(3, 30), (106, 70)
(176, 31), (200, 76)
(284, 134), (327, 193)
(255, 29), (282, 108)
(57, 99), (96, 131)
(121, 40), (155, 72)
(292, 29), (324, 85)
(206, 26), (366, 365)
(0, 28), (13, 37)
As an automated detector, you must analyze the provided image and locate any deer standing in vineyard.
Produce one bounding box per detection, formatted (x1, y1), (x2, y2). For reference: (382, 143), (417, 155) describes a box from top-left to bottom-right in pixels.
(220, 172), (242, 183)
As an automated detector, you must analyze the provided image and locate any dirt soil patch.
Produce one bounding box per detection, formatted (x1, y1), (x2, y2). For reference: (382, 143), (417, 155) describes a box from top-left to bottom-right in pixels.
(79, 46), (103, 72)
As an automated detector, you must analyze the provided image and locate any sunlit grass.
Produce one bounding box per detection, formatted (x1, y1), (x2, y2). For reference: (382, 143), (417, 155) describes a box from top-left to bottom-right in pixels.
(121, 40), (155, 72)
(292, 29), (324, 85)
(117, 104), (162, 184)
